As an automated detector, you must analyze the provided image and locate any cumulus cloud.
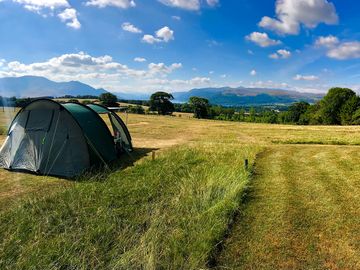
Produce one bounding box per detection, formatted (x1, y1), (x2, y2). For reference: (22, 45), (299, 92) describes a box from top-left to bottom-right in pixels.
(207, 0), (219, 7)
(142, 26), (174, 44)
(315, 35), (339, 48)
(58, 8), (81, 29)
(122, 22), (142, 33)
(142, 35), (162, 44)
(85, 0), (136, 8)
(250, 69), (257, 76)
(327, 41), (360, 60)
(293, 74), (319, 81)
(12, 0), (70, 12)
(315, 36), (360, 60)
(134, 57), (146, 62)
(12, 0), (81, 28)
(245, 32), (281, 47)
(0, 52), (183, 84)
(158, 0), (199, 10)
(249, 80), (290, 89)
(269, 49), (291, 59)
(259, 0), (338, 35)
(145, 77), (211, 91)
(148, 62), (182, 76)
(158, 0), (220, 10)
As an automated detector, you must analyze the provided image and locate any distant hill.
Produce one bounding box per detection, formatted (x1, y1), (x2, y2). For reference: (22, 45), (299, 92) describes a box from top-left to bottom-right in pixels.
(0, 76), (324, 106)
(172, 87), (324, 106)
(0, 76), (108, 97)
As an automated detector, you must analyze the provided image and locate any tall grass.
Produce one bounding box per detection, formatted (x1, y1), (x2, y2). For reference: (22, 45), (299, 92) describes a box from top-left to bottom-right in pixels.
(0, 143), (261, 269)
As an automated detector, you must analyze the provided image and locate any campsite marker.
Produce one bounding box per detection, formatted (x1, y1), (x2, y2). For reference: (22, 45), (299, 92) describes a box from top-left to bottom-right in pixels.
(244, 159), (249, 170)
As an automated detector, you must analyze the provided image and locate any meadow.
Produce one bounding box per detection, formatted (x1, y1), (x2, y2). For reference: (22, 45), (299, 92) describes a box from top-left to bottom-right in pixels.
(0, 110), (359, 269)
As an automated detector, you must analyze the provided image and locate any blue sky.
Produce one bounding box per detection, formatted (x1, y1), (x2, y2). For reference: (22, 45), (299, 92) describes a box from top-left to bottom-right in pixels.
(0, 0), (359, 94)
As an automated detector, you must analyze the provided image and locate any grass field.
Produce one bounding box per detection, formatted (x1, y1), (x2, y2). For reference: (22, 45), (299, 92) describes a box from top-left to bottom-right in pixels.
(0, 109), (359, 269)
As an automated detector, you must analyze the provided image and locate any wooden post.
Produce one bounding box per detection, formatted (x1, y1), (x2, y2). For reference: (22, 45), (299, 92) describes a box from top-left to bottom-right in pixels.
(126, 111), (128, 125)
(152, 150), (156, 161)
(244, 159), (248, 170)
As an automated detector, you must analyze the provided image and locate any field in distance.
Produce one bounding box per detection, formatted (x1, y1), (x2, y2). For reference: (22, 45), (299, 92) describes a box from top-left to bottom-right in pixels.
(0, 110), (359, 269)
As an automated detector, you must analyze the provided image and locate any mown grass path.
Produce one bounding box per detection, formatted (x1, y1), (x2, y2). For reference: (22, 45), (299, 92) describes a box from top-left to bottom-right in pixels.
(217, 145), (360, 270)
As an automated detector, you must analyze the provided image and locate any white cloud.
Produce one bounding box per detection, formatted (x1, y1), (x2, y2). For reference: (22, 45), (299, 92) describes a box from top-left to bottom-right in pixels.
(247, 49), (254, 55)
(12, 0), (81, 28)
(293, 74), (319, 81)
(250, 69), (257, 76)
(158, 0), (200, 10)
(0, 52), (182, 85)
(142, 35), (162, 44)
(206, 0), (219, 7)
(85, 0), (136, 8)
(13, 0), (70, 12)
(145, 77), (211, 91)
(156, 26), (174, 42)
(220, 74), (227, 78)
(269, 49), (291, 59)
(172, 15), (181, 20)
(327, 41), (360, 60)
(58, 8), (81, 29)
(148, 62), (182, 76)
(315, 35), (339, 48)
(122, 22), (142, 33)
(142, 26), (174, 44)
(158, 0), (220, 10)
(134, 57), (146, 62)
(245, 32), (281, 47)
(249, 80), (290, 89)
(259, 0), (338, 35)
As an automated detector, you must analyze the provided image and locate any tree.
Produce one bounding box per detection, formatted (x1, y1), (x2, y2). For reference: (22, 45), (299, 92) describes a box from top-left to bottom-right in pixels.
(320, 87), (356, 125)
(128, 105), (145, 114)
(285, 101), (310, 124)
(189, 97), (210, 119)
(68, 99), (80, 103)
(352, 108), (360, 125)
(149, 92), (175, 115)
(99, 93), (118, 107)
(340, 95), (360, 125)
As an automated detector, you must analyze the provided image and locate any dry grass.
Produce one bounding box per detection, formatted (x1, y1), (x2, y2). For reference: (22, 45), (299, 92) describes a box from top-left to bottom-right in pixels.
(0, 110), (360, 269)
(217, 145), (360, 269)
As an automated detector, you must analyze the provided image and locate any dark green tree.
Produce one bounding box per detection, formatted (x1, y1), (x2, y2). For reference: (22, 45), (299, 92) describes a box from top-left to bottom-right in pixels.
(285, 101), (310, 124)
(320, 87), (356, 125)
(340, 95), (360, 125)
(149, 92), (175, 115)
(352, 108), (360, 125)
(99, 93), (118, 107)
(189, 97), (210, 119)
(128, 105), (145, 114)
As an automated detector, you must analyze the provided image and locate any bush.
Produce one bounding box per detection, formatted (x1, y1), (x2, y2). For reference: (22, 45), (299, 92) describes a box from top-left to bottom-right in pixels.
(127, 105), (145, 114)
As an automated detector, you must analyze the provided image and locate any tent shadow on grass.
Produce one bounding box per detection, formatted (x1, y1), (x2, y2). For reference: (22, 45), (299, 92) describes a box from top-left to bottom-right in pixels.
(76, 147), (158, 182)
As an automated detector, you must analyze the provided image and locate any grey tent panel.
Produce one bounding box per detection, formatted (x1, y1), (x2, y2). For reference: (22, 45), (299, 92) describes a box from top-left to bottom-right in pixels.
(0, 99), (125, 178)
(0, 100), (91, 177)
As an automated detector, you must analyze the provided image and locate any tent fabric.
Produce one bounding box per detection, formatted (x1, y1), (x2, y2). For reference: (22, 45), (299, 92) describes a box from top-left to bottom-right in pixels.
(63, 103), (117, 163)
(0, 99), (125, 178)
(87, 104), (133, 152)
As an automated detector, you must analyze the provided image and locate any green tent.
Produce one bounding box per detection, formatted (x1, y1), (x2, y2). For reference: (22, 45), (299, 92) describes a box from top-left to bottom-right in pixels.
(0, 99), (132, 178)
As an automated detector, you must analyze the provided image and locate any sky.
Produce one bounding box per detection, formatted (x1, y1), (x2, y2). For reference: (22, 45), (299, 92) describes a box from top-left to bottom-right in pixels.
(0, 0), (359, 94)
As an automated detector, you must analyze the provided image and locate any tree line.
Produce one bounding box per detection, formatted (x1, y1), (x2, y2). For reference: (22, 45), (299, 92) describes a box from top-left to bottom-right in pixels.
(3, 87), (359, 125)
(148, 88), (360, 125)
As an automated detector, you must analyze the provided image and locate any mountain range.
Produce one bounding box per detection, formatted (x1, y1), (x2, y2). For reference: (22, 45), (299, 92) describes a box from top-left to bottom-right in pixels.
(0, 76), (107, 97)
(0, 76), (324, 106)
(172, 87), (324, 106)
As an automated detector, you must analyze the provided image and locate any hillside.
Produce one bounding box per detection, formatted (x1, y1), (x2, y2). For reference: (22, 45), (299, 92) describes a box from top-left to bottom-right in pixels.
(0, 76), (107, 97)
(173, 87), (324, 106)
